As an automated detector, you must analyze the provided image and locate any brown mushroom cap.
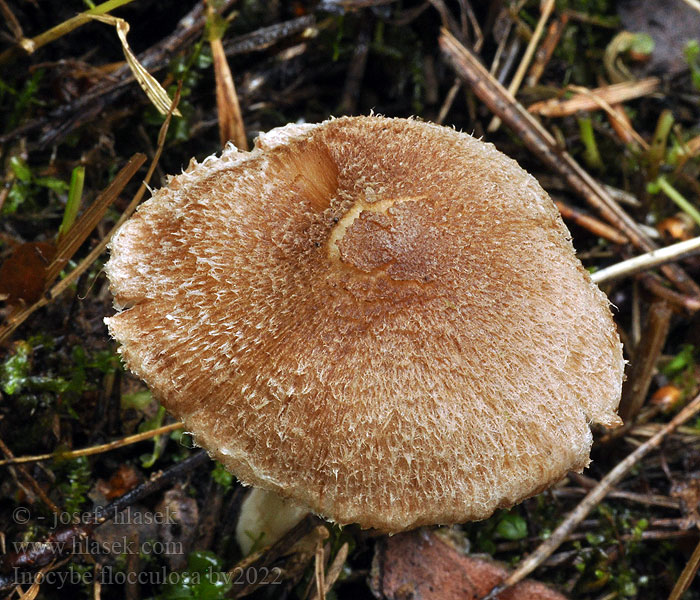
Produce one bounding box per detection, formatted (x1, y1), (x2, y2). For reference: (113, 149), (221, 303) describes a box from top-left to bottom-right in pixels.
(105, 116), (623, 532)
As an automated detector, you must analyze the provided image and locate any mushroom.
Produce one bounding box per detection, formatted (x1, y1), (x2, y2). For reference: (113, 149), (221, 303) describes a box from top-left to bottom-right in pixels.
(105, 115), (624, 533)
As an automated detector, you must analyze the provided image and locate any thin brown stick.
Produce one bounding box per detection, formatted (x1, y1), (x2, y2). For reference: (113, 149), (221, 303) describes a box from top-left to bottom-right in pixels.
(0, 438), (61, 515)
(640, 273), (700, 313)
(481, 390), (700, 599)
(436, 78), (461, 124)
(310, 543), (349, 600)
(668, 537), (700, 600)
(553, 486), (680, 510)
(554, 200), (628, 244)
(617, 301), (672, 424)
(608, 102), (637, 146)
(438, 28), (700, 297)
(567, 84), (648, 149)
(313, 539), (326, 600)
(0, 422), (184, 468)
(488, 0), (555, 131)
(526, 14), (568, 87)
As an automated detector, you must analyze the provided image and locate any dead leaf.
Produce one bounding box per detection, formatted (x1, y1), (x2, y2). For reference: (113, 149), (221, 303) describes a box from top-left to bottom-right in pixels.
(0, 242), (56, 305)
(370, 529), (568, 600)
(95, 464), (143, 500)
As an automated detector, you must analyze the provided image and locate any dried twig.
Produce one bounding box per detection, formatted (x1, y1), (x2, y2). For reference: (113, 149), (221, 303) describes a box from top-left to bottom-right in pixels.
(0, 422), (184, 468)
(438, 28), (700, 297)
(569, 84), (648, 149)
(669, 537), (700, 600)
(481, 390), (700, 599)
(640, 273), (700, 313)
(526, 13), (568, 87)
(436, 78), (461, 124)
(313, 538), (326, 600)
(487, 0), (555, 132)
(617, 301), (672, 424)
(591, 235), (700, 284)
(554, 200), (628, 244)
(223, 15), (316, 57)
(553, 486), (680, 510)
(310, 543), (349, 600)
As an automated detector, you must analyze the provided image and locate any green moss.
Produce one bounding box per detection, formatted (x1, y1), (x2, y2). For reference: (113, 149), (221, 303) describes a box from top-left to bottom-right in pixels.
(54, 456), (92, 515)
(155, 550), (232, 600)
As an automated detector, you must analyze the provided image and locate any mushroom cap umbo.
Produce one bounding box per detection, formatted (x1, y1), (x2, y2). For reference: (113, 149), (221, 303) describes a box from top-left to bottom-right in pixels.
(105, 116), (624, 532)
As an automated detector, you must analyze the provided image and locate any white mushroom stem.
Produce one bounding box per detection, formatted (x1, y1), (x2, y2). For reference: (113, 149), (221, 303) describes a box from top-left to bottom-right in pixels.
(236, 488), (309, 556)
(591, 235), (700, 285)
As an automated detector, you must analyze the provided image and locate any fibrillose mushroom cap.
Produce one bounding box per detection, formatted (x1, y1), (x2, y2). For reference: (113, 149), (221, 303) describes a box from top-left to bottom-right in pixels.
(105, 116), (624, 532)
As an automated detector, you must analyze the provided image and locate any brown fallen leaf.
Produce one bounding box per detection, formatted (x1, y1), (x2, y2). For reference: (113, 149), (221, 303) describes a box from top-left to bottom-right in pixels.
(95, 464), (143, 501)
(0, 241), (56, 305)
(370, 529), (568, 600)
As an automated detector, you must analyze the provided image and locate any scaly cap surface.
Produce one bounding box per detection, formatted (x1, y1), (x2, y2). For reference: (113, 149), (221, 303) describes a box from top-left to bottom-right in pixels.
(105, 116), (624, 532)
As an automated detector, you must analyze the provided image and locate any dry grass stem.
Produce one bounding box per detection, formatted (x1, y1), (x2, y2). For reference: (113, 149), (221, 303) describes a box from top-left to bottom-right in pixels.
(591, 235), (700, 284)
(529, 78), (660, 117)
(0, 0), (139, 65)
(0, 422), (184, 468)
(0, 154), (146, 345)
(86, 14), (182, 117)
(488, 0), (555, 132)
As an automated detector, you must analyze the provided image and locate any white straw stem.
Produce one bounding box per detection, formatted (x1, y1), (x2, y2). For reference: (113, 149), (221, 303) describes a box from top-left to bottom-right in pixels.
(592, 235), (700, 284)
